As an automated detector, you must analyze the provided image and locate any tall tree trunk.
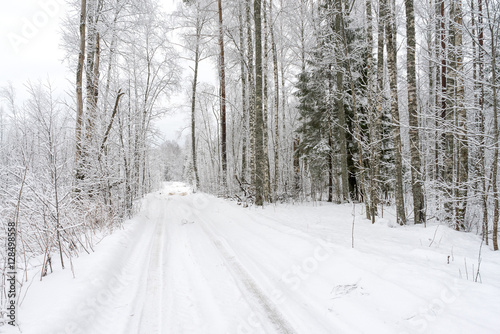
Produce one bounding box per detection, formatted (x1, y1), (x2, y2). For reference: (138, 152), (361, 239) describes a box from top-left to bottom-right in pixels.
(270, 0), (280, 199)
(442, 0), (455, 224)
(328, 124), (334, 203)
(492, 55), (499, 251)
(239, 2), (248, 183)
(375, 0), (385, 212)
(405, 0), (425, 224)
(328, 58), (335, 203)
(434, 0), (441, 182)
(191, 18), (202, 190)
(334, 0), (350, 203)
(293, 137), (301, 199)
(75, 0), (86, 184)
(454, 0), (468, 230)
(254, 0), (265, 206)
(263, 0), (271, 200)
(440, 0), (447, 183)
(448, 0), (458, 228)
(247, 0), (256, 186)
(367, 0), (379, 223)
(85, 0), (102, 149)
(327, 38), (335, 204)
(335, 58), (349, 202)
(386, 0), (406, 225)
(487, 0), (499, 250)
(280, 0), (288, 193)
(427, 0), (435, 185)
(478, 0), (488, 245)
(218, 0), (227, 189)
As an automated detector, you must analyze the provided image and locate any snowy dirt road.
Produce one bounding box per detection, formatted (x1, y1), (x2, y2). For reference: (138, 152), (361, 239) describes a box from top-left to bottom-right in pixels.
(10, 182), (500, 334)
(128, 184), (308, 334)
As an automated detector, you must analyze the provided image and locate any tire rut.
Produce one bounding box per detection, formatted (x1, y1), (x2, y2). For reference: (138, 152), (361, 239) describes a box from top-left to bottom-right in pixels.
(200, 223), (298, 334)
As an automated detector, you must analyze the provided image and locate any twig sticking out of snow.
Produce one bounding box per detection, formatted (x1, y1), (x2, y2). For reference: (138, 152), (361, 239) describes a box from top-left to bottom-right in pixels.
(475, 240), (483, 283)
(428, 225), (440, 247)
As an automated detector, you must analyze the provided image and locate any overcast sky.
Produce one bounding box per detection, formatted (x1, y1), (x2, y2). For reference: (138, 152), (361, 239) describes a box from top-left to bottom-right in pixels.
(0, 0), (187, 143)
(0, 0), (69, 94)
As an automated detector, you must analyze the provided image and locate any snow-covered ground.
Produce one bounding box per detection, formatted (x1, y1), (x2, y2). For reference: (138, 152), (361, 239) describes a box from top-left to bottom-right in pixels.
(4, 182), (500, 334)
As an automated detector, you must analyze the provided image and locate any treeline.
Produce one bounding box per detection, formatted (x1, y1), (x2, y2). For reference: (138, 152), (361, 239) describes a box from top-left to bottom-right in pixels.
(178, 0), (500, 249)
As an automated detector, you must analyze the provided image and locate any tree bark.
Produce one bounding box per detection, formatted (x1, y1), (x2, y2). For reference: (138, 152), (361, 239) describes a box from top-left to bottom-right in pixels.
(375, 0), (385, 214)
(254, 0), (265, 206)
(85, 0), (102, 148)
(191, 17), (202, 189)
(218, 0), (227, 189)
(405, 0), (425, 224)
(367, 0), (379, 223)
(238, 1), (248, 183)
(487, 0), (499, 250)
(263, 0), (271, 200)
(454, 0), (468, 230)
(334, 0), (350, 203)
(386, 0), (406, 225)
(75, 0), (86, 183)
(478, 0), (488, 245)
(246, 0), (256, 187)
(270, 0), (280, 199)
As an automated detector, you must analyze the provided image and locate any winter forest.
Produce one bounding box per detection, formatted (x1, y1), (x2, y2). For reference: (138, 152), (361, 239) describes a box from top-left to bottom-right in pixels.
(2, 0), (500, 332)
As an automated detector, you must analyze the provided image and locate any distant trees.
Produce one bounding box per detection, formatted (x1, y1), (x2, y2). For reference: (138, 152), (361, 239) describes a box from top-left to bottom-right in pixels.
(66, 0), (180, 208)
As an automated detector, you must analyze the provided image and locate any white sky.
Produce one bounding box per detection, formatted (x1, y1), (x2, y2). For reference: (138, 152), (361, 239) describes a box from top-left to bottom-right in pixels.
(0, 0), (187, 143)
(0, 0), (69, 96)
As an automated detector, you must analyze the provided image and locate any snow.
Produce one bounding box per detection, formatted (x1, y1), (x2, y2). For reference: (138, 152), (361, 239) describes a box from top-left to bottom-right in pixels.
(3, 182), (500, 334)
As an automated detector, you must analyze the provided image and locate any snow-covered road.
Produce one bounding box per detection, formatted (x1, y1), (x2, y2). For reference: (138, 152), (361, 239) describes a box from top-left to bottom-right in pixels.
(129, 184), (311, 334)
(10, 182), (500, 334)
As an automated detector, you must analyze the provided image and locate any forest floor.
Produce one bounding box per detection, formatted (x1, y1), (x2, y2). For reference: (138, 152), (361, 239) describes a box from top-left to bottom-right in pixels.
(4, 182), (500, 334)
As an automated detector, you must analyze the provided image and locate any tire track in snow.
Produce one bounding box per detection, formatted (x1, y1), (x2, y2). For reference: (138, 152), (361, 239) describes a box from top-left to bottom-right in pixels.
(162, 210), (207, 333)
(161, 195), (227, 333)
(137, 215), (166, 332)
(200, 222), (298, 334)
(49, 205), (163, 334)
(188, 197), (401, 333)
